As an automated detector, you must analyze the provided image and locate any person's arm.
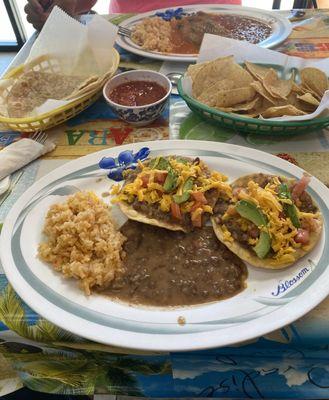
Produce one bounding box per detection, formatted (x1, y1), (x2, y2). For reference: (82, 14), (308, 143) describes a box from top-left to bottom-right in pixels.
(24, 0), (97, 31)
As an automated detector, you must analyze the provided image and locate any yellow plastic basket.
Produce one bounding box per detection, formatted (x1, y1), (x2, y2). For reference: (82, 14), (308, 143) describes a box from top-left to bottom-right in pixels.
(0, 49), (120, 132)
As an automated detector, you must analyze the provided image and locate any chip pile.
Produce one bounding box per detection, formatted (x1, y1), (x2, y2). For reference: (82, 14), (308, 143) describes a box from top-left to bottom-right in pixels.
(188, 56), (328, 118)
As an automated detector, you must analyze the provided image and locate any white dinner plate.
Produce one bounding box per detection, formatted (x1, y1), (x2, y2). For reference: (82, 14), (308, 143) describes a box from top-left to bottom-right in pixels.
(1, 140), (328, 351)
(116, 5), (292, 62)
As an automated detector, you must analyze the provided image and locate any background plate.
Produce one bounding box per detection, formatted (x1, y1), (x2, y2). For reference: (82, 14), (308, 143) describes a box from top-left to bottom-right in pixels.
(1, 140), (328, 352)
(116, 5), (292, 62)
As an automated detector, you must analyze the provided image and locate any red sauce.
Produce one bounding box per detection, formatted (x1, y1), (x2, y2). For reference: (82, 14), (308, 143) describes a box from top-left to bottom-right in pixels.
(108, 80), (167, 106)
(169, 12), (272, 54)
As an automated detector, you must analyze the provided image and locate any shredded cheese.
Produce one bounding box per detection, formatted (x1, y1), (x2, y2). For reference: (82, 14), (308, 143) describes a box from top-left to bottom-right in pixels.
(221, 224), (234, 242)
(233, 178), (307, 264)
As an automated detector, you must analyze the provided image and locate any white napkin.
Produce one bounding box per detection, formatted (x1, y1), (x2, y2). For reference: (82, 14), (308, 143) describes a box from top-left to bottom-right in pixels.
(0, 139), (56, 180)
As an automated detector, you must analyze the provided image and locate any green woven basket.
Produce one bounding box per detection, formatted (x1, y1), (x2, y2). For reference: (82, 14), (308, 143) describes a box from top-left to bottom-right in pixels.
(177, 78), (329, 135)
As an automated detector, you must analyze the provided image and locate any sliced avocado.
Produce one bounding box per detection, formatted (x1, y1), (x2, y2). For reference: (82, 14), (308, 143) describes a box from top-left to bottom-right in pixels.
(235, 199), (271, 259)
(174, 156), (189, 165)
(173, 177), (194, 204)
(157, 157), (171, 170)
(235, 200), (268, 227)
(278, 183), (300, 228)
(253, 231), (271, 259)
(149, 156), (170, 170)
(163, 169), (178, 193)
(148, 156), (160, 169)
(285, 205), (300, 228)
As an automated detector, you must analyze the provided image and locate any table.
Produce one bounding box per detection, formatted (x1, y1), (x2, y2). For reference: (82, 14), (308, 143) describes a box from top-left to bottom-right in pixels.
(0, 8), (329, 399)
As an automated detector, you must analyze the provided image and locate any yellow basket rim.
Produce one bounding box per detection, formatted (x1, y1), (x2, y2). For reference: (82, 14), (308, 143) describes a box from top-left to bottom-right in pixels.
(0, 48), (120, 125)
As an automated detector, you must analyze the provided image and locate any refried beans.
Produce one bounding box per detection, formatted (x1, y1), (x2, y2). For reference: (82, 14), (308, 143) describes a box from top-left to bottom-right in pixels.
(103, 220), (248, 307)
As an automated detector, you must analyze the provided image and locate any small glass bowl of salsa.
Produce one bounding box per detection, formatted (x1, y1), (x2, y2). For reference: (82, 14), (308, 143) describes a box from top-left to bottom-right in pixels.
(103, 70), (172, 126)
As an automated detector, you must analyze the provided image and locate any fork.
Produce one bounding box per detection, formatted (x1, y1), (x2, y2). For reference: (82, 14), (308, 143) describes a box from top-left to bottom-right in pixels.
(30, 130), (48, 145)
(118, 26), (132, 38)
(0, 171), (23, 208)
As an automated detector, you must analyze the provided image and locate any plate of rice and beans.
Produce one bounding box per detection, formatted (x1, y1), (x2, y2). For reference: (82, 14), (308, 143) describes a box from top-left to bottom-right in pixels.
(116, 5), (292, 62)
(1, 140), (328, 351)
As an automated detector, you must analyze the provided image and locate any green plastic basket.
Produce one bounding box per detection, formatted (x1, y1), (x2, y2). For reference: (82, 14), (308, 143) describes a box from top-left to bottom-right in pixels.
(177, 78), (329, 136)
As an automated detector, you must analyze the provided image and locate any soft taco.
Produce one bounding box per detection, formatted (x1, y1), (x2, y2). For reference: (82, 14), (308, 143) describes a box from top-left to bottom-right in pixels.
(112, 156), (232, 232)
(211, 173), (323, 269)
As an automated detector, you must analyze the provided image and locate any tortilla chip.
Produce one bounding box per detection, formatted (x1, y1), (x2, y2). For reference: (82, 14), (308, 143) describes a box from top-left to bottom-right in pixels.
(297, 92), (320, 107)
(244, 61), (269, 80)
(192, 56), (234, 97)
(187, 62), (209, 81)
(119, 202), (187, 232)
(250, 80), (278, 105)
(197, 79), (237, 106)
(192, 56), (253, 98)
(301, 67), (328, 98)
(215, 86), (256, 108)
(216, 95), (261, 113)
(291, 82), (305, 95)
(189, 58), (328, 121)
(263, 69), (293, 99)
(301, 82), (322, 101)
(261, 104), (307, 118)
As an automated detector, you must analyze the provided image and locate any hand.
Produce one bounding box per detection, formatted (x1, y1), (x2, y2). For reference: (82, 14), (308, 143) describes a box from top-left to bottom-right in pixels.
(24, 0), (79, 31)
(24, 0), (48, 31)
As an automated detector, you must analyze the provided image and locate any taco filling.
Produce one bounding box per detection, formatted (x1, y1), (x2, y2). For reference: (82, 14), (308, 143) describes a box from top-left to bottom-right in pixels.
(113, 156), (231, 231)
(212, 173), (322, 268)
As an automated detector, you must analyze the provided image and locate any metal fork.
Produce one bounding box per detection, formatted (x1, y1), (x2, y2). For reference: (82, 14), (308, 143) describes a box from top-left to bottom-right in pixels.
(0, 171), (23, 208)
(118, 26), (132, 38)
(30, 130), (48, 144)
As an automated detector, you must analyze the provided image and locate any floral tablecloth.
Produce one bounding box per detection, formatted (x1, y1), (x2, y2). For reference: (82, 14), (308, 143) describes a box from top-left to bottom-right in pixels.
(0, 9), (329, 399)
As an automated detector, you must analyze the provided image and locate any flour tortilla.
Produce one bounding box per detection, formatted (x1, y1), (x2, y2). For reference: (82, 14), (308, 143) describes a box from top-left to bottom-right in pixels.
(6, 70), (86, 118)
(211, 173), (323, 269)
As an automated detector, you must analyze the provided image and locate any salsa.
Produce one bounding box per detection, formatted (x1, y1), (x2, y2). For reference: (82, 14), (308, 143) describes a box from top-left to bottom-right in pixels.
(170, 12), (272, 54)
(108, 80), (167, 106)
(102, 221), (248, 307)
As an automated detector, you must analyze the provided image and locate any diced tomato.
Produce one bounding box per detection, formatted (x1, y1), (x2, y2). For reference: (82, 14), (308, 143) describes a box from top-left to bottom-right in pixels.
(171, 202), (182, 220)
(292, 173), (311, 202)
(294, 228), (310, 244)
(191, 201), (202, 212)
(191, 191), (207, 204)
(141, 174), (150, 188)
(191, 212), (202, 228)
(154, 171), (168, 184)
(232, 187), (243, 197)
(226, 205), (238, 216)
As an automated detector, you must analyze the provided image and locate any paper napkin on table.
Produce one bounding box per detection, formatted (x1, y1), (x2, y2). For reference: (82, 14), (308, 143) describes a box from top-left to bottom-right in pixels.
(0, 139), (56, 181)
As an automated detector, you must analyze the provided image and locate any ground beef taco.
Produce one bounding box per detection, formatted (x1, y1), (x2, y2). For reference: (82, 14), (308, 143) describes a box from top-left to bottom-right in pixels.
(112, 156), (232, 232)
(211, 173), (323, 269)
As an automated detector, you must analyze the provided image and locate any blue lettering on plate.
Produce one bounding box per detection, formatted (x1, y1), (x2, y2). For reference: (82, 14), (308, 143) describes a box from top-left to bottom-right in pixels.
(271, 267), (310, 296)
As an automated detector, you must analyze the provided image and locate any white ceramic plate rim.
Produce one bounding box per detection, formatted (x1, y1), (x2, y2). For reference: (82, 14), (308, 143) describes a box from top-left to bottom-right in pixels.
(1, 140), (328, 352)
(0, 176), (10, 197)
(116, 5), (292, 62)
